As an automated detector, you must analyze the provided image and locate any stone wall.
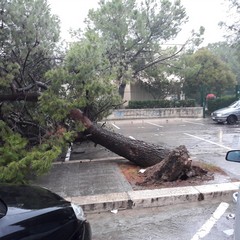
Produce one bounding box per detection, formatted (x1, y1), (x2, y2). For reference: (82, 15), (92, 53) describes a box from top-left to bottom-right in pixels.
(106, 107), (203, 120)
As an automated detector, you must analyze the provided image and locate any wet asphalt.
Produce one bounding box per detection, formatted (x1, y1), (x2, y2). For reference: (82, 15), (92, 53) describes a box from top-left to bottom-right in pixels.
(34, 117), (240, 198)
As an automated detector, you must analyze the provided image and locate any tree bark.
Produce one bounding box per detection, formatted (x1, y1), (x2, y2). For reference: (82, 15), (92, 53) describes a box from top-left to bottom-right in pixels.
(118, 82), (126, 99)
(70, 109), (170, 167)
(70, 109), (208, 181)
(143, 145), (193, 182)
(0, 93), (40, 102)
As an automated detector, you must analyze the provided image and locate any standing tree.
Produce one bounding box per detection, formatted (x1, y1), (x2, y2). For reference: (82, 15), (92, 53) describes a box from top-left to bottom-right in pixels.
(219, 0), (240, 56)
(207, 41), (240, 85)
(138, 64), (181, 100)
(182, 48), (236, 101)
(83, 0), (188, 98)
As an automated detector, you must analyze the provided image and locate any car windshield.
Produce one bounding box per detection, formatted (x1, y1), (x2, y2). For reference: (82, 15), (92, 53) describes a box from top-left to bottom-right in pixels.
(229, 101), (240, 108)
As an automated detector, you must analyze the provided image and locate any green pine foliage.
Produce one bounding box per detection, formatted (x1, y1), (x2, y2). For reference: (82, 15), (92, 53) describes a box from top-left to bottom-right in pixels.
(43, 33), (122, 123)
(84, 0), (188, 94)
(0, 121), (63, 183)
(0, 119), (76, 183)
(182, 48), (236, 101)
(0, 0), (63, 183)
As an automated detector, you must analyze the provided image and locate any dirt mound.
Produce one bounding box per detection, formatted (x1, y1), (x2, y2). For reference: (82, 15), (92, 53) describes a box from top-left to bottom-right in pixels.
(119, 159), (229, 190)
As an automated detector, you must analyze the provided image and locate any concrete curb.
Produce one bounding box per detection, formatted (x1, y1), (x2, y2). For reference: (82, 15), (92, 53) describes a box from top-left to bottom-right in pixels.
(53, 156), (126, 165)
(66, 182), (240, 213)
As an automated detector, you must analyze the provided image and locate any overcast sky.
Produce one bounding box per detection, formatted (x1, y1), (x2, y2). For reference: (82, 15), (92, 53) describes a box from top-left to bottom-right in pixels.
(48, 0), (229, 46)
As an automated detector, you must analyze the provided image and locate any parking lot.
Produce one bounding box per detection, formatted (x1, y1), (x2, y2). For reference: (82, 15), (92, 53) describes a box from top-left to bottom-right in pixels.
(104, 117), (240, 180)
(83, 117), (240, 240)
(36, 116), (240, 239)
(88, 200), (236, 240)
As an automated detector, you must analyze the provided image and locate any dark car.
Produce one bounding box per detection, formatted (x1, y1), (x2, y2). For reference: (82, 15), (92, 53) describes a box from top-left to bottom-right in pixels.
(0, 184), (91, 240)
(211, 100), (240, 124)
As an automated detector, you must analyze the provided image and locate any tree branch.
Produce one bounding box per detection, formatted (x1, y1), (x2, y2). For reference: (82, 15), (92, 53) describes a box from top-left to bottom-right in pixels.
(0, 93), (40, 102)
(134, 44), (186, 74)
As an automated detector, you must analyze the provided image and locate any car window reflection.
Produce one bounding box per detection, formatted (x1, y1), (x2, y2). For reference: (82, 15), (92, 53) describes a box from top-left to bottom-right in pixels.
(0, 185), (65, 210)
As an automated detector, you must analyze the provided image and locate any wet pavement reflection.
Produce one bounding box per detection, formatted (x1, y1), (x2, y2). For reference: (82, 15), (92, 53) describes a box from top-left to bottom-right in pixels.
(106, 117), (240, 180)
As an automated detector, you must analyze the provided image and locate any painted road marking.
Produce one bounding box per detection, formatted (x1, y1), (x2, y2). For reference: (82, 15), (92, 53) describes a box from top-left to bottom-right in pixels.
(129, 136), (136, 140)
(223, 229), (234, 236)
(146, 122), (163, 128)
(183, 120), (205, 126)
(191, 202), (229, 240)
(65, 146), (72, 161)
(184, 133), (232, 150)
(111, 123), (120, 129)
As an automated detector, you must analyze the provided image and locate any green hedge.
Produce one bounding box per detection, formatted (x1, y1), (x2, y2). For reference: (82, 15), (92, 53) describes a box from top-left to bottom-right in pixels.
(207, 96), (237, 113)
(128, 99), (196, 109)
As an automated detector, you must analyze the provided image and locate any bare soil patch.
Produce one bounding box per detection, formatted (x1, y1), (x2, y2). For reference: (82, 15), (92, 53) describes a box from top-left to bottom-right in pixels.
(119, 160), (235, 190)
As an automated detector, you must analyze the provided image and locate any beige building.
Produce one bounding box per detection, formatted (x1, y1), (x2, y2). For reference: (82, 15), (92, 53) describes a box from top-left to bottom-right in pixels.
(123, 81), (185, 106)
(123, 82), (154, 104)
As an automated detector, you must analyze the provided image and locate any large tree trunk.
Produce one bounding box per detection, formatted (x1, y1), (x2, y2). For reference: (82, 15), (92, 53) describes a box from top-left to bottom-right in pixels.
(86, 124), (170, 167)
(118, 82), (126, 99)
(0, 93), (40, 102)
(70, 109), (208, 181)
(70, 109), (170, 167)
(143, 145), (194, 182)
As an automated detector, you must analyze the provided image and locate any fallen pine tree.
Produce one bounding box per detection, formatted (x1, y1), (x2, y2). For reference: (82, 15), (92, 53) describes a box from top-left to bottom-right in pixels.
(70, 109), (209, 182)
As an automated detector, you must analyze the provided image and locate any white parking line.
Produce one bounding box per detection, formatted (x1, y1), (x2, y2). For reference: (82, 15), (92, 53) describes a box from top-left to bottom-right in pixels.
(184, 133), (232, 150)
(129, 136), (136, 140)
(111, 123), (120, 129)
(191, 202), (229, 240)
(65, 145), (72, 161)
(183, 120), (205, 126)
(146, 122), (163, 128)
(223, 229), (234, 236)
